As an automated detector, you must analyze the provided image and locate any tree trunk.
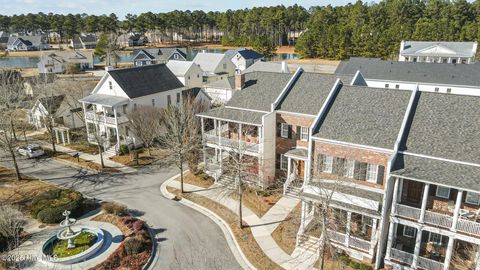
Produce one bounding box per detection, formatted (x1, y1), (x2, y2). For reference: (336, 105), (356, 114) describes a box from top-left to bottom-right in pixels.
(9, 146), (21, 181)
(10, 120), (16, 141)
(23, 130), (28, 145)
(98, 144), (105, 169)
(180, 157), (184, 193)
(238, 179), (243, 229)
(147, 146), (151, 156)
(50, 130), (56, 153)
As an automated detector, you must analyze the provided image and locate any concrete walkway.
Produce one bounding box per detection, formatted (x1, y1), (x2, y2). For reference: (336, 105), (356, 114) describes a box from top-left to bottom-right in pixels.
(166, 180), (317, 270)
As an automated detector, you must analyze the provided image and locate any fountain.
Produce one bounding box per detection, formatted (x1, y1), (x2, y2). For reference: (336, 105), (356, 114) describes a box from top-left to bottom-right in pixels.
(56, 210), (82, 249)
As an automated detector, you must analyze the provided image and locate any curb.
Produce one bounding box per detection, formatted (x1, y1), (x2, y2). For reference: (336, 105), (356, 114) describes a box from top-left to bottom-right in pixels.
(52, 157), (98, 174)
(142, 224), (158, 270)
(160, 174), (257, 270)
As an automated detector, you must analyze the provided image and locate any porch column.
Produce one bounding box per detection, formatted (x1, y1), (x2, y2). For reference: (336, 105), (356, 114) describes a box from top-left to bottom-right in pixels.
(55, 129), (60, 144)
(448, 57), (452, 63)
(419, 183), (430, 223)
(287, 157), (292, 178)
(411, 226), (422, 269)
(103, 108), (107, 124)
(67, 130), (70, 144)
(391, 178), (400, 215)
(61, 130), (65, 145)
(345, 212), (352, 248)
(443, 236), (455, 270)
(369, 218), (378, 255)
(299, 200), (306, 235)
(238, 123), (242, 147)
(385, 222), (397, 261)
(200, 118), (205, 136)
(451, 190), (464, 231)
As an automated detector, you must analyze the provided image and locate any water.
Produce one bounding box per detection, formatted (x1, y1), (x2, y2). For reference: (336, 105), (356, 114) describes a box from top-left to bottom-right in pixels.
(0, 48), (298, 68)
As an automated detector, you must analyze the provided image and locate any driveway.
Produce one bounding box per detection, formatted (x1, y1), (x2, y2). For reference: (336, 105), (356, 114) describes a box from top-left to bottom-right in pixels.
(0, 153), (242, 270)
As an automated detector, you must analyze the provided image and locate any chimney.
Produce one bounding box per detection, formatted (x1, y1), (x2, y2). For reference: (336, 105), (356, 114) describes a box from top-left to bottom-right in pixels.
(281, 61), (288, 73)
(235, 71), (245, 90)
(105, 66), (114, 71)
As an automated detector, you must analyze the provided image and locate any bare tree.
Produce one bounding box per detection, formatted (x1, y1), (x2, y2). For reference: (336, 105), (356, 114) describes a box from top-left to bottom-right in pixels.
(0, 204), (26, 252)
(127, 106), (163, 156)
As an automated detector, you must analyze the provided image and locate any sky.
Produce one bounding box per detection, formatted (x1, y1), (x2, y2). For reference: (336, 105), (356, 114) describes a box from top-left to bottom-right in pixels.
(0, 0), (357, 18)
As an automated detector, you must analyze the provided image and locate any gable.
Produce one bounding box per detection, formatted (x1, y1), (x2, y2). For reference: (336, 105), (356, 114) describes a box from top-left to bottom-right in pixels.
(92, 73), (130, 98)
(416, 45), (456, 55)
(133, 51), (154, 61)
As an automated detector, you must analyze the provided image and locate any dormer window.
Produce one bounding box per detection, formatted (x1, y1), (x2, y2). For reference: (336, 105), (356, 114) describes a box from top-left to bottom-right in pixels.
(109, 81), (113, 90)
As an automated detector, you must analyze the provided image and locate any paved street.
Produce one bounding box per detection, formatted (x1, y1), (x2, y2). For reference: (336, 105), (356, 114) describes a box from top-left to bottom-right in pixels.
(0, 153), (242, 270)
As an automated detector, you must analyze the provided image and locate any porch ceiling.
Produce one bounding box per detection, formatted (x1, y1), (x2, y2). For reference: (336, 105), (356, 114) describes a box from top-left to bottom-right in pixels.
(284, 148), (308, 160)
(79, 94), (129, 107)
(197, 107), (265, 126)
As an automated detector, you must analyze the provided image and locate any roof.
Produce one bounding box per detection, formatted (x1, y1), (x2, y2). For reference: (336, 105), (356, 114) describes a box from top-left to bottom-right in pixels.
(401, 92), (480, 164)
(244, 61), (290, 74)
(276, 73), (351, 115)
(204, 76), (235, 89)
(197, 107), (265, 125)
(391, 154), (480, 193)
(284, 148), (308, 159)
(132, 48), (187, 62)
(226, 48), (263, 60)
(400, 41), (477, 58)
(192, 52), (226, 73)
(335, 57), (480, 87)
(38, 95), (65, 114)
(8, 35), (44, 46)
(107, 64), (184, 99)
(226, 71), (293, 112)
(42, 51), (93, 64)
(79, 93), (129, 107)
(0, 37), (8, 44)
(166, 60), (195, 76)
(182, 88), (212, 101)
(313, 85), (412, 149)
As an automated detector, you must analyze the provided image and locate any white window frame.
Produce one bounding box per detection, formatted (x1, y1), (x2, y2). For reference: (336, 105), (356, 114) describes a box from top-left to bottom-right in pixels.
(385, 84), (389, 89)
(434, 87), (439, 92)
(345, 159), (355, 178)
(280, 123), (289, 138)
(428, 232), (446, 244)
(322, 155), (333, 173)
(436, 186), (450, 199)
(395, 84), (400, 89)
(446, 88), (452, 93)
(109, 81), (113, 90)
(300, 127), (309, 141)
(167, 95), (172, 106)
(280, 154), (288, 171)
(465, 192), (480, 205)
(403, 226), (416, 238)
(176, 93), (181, 104)
(366, 164), (378, 183)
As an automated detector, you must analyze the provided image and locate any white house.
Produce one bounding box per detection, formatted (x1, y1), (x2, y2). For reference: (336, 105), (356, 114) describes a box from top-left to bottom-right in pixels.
(29, 94), (84, 130)
(79, 64), (210, 155)
(37, 51), (94, 74)
(69, 35), (97, 49)
(132, 48), (187, 66)
(192, 52), (236, 83)
(7, 35), (48, 51)
(166, 60), (203, 88)
(225, 48), (264, 71)
(399, 40), (477, 64)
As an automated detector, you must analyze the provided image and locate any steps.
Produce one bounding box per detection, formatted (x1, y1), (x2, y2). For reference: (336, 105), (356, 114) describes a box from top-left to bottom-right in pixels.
(103, 146), (117, 158)
(285, 185), (301, 198)
(297, 234), (321, 254)
(216, 175), (236, 189)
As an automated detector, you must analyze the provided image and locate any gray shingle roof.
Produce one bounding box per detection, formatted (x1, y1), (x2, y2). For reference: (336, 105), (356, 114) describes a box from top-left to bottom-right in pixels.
(313, 86), (412, 149)
(197, 107), (265, 125)
(400, 41), (477, 58)
(132, 48), (187, 62)
(335, 57), (480, 87)
(108, 64), (184, 99)
(244, 61), (290, 74)
(166, 60), (195, 76)
(226, 71), (293, 112)
(192, 52), (226, 73)
(391, 154), (480, 192)
(79, 94), (129, 107)
(204, 76), (235, 89)
(225, 48), (263, 60)
(401, 92), (480, 164)
(276, 73), (352, 115)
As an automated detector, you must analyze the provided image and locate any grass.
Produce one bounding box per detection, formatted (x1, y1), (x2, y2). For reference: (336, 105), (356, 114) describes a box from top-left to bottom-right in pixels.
(110, 147), (171, 167)
(92, 213), (131, 236)
(167, 186), (283, 270)
(271, 203), (301, 255)
(66, 142), (100, 155)
(230, 188), (282, 218)
(51, 231), (97, 258)
(175, 171), (215, 188)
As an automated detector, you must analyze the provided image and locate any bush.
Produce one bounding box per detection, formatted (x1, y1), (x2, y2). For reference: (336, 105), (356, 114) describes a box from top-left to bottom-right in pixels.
(102, 202), (128, 216)
(119, 144), (129, 155)
(197, 173), (210, 181)
(31, 189), (83, 223)
(359, 264), (373, 270)
(339, 255), (350, 265)
(124, 237), (147, 255)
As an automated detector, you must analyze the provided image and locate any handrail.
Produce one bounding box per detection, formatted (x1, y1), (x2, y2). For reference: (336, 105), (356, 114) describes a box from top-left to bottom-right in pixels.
(283, 173), (295, 195)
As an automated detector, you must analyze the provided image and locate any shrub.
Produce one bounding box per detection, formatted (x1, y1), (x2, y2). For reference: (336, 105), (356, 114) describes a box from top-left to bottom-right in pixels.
(359, 264), (373, 270)
(31, 189), (83, 223)
(102, 202), (128, 216)
(119, 144), (129, 155)
(37, 198), (83, 223)
(124, 237), (147, 255)
(197, 173), (210, 181)
(339, 255), (350, 265)
(349, 261), (361, 269)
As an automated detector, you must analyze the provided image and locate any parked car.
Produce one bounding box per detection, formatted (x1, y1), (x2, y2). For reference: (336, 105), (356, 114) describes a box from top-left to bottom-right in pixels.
(16, 144), (45, 158)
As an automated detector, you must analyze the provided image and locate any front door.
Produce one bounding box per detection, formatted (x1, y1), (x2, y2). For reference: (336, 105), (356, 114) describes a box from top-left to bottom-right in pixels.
(297, 160), (305, 178)
(406, 181), (423, 204)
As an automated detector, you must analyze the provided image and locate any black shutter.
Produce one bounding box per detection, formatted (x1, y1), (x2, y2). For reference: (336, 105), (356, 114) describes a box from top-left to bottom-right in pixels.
(296, 126), (301, 140)
(353, 161), (361, 180)
(377, 165), (385, 184)
(276, 123), (281, 137)
(275, 154), (280, 170)
(334, 157), (345, 175)
(358, 162), (367, 180)
(288, 125), (292, 139)
(317, 154), (324, 173)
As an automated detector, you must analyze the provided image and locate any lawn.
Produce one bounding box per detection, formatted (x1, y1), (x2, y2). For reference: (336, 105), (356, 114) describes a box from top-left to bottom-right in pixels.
(230, 188), (282, 218)
(66, 142), (100, 155)
(271, 203), (301, 255)
(167, 186), (283, 270)
(175, 171), (215, 188)
(110, 147), (171, 167)
(51, 231), (97, 258)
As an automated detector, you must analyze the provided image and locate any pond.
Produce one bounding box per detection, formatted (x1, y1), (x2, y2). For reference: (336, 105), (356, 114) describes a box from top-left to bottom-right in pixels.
(0, 48), (299, 68)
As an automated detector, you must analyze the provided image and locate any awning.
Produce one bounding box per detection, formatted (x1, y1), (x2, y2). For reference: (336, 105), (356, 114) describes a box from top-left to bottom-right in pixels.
(284, 148), (308, 160)
(197, 107), (265, 126)
(79, 94), (129, 107)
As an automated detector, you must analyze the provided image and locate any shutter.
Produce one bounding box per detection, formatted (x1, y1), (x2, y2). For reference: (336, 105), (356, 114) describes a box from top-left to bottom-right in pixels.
(377, 165), (385, 184)
(353, 161), (363, 180)
(288, 125), (293, 139)
(275, 154), (280, 170)
(276, 123), (281, 137)
(296, 126), (301, 140)
(334, 158), (345, 175)
(359, 162), (367, 180)
(317, 154), (324, 173)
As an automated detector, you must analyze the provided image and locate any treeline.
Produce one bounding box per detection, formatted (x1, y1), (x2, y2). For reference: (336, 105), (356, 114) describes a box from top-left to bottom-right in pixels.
(296, 0), (480, 60)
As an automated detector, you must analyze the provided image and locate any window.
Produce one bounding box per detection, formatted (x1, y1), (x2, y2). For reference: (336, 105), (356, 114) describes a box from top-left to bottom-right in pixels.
(428, 232), (446, 244)
(125, 127), (129, 136)
(436, 186), (450, 199)
(133, 103), (137, 111)
(446, 88), (452, 93)
(173, 54), (179, 59)
(300, 127), (309, 141)
(403, 226), (416, 238)
(366, 164), (378, 182)
(167, 95), (172, 106)
(395, 84), (400, 89)
(122, 104), (127, 114)
(152, 99), (155, 107)
(434, 87), (439, 92)
(466, 192), (480, 205)
(280, 154), (288, 171)
(385, 84), (389, 88)
(280, 123), (289, 138)
(321, 155), (334, 173)
(109, 81), (113, 90)
(345, 159), (355, 178)
(223, 63), (227, 69)
(188, 76), (191, 80)
(452, 59), (457, 64)
(176, 93), (181, 103)
(412, 57), (417, 62)
(197, 74), (200, 78)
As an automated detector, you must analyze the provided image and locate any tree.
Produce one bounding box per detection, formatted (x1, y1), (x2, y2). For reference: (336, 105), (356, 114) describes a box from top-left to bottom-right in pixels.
(0, 204), (26, 252)
(95, 32), (120, 67)
(33, 78), (61, 153)
(127, 106), (163, 156)
(253, 35), (277, 58)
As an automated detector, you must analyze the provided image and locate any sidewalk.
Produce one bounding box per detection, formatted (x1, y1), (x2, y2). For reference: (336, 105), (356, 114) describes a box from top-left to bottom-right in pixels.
(165, 180), (315, 270)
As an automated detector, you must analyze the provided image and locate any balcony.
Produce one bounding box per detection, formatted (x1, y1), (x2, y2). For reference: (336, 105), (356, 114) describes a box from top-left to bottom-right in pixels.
(203, 128), (261, 153)
(396, 204), (421, 220)
(326, 230), (371, 252)
(85, 111), (128, 125)
(390, 248), (414, 266)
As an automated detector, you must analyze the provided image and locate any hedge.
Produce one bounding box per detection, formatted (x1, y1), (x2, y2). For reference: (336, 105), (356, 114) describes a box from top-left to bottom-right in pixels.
(31, 189), (84, 224)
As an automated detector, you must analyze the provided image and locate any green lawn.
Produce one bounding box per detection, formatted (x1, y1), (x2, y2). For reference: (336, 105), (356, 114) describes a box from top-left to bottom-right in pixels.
(52, 231), (97, 258)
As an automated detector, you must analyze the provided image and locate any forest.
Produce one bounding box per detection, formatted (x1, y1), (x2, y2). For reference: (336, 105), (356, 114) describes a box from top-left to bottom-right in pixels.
(0, 0), (479, 60)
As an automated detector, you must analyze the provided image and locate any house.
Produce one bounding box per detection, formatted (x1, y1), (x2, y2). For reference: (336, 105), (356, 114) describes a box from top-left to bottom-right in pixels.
(79, 64), (197, 155)
(0, 37), (8, 50)
(37, 51), (94, 74)
(225, 48), (264, 71)
(202, 76), (235, 104)
(335, 57), (480, 95)
(399, 40), (477, 64)
(192, 52), (236, 83)
(128, 34), (147, 47)
(243, 60), (290, 74)
(7, 35), (49, 51)
(132, 48), (187, 66)
(29, 94), (84, 130)
(70, 35), (97, 49)
(166, 60), (203, 88)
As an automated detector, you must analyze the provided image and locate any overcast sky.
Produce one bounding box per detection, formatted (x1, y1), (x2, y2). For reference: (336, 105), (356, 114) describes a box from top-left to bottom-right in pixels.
(1, 0), (357, 18)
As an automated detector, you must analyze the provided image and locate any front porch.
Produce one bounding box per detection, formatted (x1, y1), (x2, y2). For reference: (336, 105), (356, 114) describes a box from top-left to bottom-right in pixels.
(283, 148), (308, 197)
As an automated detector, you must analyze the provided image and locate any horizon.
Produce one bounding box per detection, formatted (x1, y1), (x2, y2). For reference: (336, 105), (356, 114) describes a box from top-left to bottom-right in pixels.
(1, 0), (358, 18)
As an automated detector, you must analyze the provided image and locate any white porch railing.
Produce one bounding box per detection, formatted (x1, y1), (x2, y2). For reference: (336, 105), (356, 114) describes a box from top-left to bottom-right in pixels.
(457, 218), (480, 236)
(349, 236), (370, 252)
(396, 204), (421, 220)
(203, 130), (260, 153)
(424, 210), (453, 229)
(417, 256), (444, 270)
(327, 230), (346, 245)
(390, 248), (414, 266)
(85, 111), (119, 125)
(283, 173), (295, 195)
